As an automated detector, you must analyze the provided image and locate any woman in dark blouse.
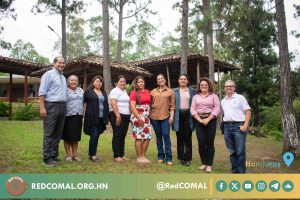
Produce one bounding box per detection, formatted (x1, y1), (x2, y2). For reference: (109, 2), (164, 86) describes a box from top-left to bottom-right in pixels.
(83, 75), (109, 162)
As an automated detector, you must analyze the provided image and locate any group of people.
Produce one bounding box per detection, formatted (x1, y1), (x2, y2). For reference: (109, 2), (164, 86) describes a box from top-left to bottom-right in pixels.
(39, 56), (251, 174)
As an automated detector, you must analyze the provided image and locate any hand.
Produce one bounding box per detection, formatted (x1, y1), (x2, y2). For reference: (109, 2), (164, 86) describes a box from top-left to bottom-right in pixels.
(168, 117), (174, 125)
(138, 118), (145, 127)
(116, 114), (121, 126)
(202, 118), (210, 126)
(40, 107), (47, 118)
(239, 125), (248, 133)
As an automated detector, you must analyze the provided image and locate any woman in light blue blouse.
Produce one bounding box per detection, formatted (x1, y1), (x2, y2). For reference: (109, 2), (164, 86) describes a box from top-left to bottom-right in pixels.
(62, 75), (84, 162)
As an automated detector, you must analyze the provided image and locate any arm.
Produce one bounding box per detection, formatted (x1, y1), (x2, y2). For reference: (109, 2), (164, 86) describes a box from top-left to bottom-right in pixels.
(191, 95), (203, 124)
(39, 96), (46, 118)
(202, 94), (220, 126)
(240, 110), (251, 132)
(168, 90), (175, 125)
(130, 101), (144, 127)
(111, 98), (121, 126)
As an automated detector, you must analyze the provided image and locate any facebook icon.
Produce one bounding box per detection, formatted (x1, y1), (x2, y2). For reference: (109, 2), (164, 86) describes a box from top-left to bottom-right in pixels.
(216, 180), (227, 192)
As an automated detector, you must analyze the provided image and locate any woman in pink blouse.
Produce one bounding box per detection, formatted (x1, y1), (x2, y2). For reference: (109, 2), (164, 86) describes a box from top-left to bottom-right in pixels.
(190, 78), (220, 173)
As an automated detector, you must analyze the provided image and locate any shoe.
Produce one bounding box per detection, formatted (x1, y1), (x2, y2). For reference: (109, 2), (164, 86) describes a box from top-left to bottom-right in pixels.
(65, 156), (72, 162)
(43, 160), (56, 167)
(53, 158), (61, 163)
(89, 156), (100, 162)
(122, 156), (129, 161)
(72, 156), (81, 162)
(142, 157), (151, 163)
(180, 160), (186, 166)
(166, 161), (173, 166)
(158, 159), (164, 163)
(198, 165), (207, 170)
(206, 166), (212, 173)
(114, 157), (124, 162)
(185, 161), (191, 166)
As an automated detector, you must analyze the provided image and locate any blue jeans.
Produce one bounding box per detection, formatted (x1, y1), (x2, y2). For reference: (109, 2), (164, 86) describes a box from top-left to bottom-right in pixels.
(151, 118), (172, 162)
(223, 122), (247, 173)
(89, 118), (104, 156)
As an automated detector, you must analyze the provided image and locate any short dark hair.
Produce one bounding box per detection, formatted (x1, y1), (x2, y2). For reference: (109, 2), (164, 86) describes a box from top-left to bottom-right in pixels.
(197, 77), (214, 93)
(53, 56), (64, 64)
(178, 73), (189, 81)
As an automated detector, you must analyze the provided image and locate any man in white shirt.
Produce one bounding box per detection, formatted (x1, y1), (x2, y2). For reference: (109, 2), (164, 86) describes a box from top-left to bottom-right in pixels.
(221, 80), (251, 173)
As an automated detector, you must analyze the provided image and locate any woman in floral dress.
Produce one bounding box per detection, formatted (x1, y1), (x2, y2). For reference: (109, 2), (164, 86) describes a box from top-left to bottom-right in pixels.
(130, 76), (152, 163)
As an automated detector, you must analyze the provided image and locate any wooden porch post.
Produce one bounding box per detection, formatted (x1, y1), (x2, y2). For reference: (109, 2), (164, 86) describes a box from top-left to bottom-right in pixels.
(230, 72), (233, 80)
(83, 67), (87, 90)
(8, 73), (12, 116)
(197, 59), (200, 84)
(24, 72), (28, 105)
(166, 64), (171, 88)
(218, 68), (222, 99)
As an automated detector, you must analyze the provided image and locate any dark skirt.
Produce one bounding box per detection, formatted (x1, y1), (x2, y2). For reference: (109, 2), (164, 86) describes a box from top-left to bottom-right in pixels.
(62, 115), (83, 142)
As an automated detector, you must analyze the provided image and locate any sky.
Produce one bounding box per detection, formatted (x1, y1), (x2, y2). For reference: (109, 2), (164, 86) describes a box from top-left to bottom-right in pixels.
(0, 0), (299, 68)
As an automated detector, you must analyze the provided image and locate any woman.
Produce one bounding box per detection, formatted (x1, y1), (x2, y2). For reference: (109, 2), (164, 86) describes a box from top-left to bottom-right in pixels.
(109, 75), (131, 162)
(83, 75), (109, 162)
(190, 78), (220, 172)
(62, 75), (84, 162)
(130, 76), (152, 163)
(172, 74), (196, 166)
(150, 74), (175, 165)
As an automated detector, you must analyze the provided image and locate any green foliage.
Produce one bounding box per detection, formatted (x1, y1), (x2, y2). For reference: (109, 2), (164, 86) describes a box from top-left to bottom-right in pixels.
(125, 84), (133, 95)
(12, 104), (38, 121)
(32, 0), (85, 15)
(0, 101), (11, 117)
(10, 40), (50, 64)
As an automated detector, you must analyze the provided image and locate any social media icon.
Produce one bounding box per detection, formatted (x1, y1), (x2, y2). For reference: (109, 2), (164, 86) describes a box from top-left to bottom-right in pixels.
(243, 180), (254, 192)
(216, 180), (227, 192)
(229, 180), (240, 192)
(269, 180), (280, 192)
(283, 152), (294, 167)
(282, 180), (294, 192)
(256, 180), (267, 192)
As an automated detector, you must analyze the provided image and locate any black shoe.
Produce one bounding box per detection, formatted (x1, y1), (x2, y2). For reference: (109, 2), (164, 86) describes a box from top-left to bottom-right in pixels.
(180, 160), (186, 166)
(185, 161), (191, 166)
(53, 158), (61, 163)
(43, 160), (56, 167)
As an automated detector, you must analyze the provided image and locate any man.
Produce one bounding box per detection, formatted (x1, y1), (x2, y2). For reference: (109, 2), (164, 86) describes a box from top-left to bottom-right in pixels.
(39, 56), (67, 167)
(221, 80), (251, 173)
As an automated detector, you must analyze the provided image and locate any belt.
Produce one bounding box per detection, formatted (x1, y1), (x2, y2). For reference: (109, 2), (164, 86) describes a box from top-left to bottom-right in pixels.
(179, 109), (189, 113)
(198, 113), (211, 119)
(47, 101), (65, 104)
(224, 121), (244, 124)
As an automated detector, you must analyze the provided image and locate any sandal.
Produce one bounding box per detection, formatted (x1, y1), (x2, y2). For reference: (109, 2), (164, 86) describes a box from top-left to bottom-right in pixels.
(73, 156), (81, 162)
(89, 156), (100, 162)
(198, 165), (207, 170)
(65, 156), (72, 162)
(114, 157), (124, 162)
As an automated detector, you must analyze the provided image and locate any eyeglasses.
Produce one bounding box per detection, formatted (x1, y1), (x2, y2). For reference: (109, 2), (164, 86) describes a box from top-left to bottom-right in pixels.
(225, 85), (235, 88)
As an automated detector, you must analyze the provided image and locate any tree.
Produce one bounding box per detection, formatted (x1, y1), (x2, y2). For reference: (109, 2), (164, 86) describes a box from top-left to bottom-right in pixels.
(10, 40), (50, 64)
(0, 0), (16, 49)
(32, 0), (85, 60)
(54, 16), (90, 60)
(275, 0), (299, 154)
(102, 0), (112, 93)
(180, 0), (188, 74)
(110, 0), (155, 63)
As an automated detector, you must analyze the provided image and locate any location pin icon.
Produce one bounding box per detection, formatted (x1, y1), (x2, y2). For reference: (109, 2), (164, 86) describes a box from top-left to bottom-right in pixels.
(283, 152), (294, 167)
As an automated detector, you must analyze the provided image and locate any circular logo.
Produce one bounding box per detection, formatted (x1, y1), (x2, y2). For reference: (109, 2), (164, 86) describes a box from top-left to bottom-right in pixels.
(242, 180), (254, 192)
(229, 180), (240, 192)
(269, 180), (280, 192)
(6, 176), (28, 196)
(256, 180), (267, 192)
(282, 180), (294, 192)
(216, 180), (227, 192)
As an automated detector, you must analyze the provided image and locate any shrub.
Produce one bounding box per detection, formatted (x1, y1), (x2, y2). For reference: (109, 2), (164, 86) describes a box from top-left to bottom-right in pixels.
(0, 101), (11, 117)
(12, 104), (38, 121)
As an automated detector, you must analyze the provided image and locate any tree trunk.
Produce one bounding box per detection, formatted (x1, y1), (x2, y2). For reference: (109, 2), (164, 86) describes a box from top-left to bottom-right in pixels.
(180, 0), (188, 74)
(116, 0), (124, 63)
(203, 0), (214, 82)
(102, 0), (112, 93)
(61, 0), (67, 60)
(275, 0), (299, 154)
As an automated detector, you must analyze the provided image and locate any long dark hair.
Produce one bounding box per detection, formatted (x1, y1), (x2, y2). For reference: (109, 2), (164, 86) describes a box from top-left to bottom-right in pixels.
(132, 76), (145, 105)
(88, 75), (106, 93)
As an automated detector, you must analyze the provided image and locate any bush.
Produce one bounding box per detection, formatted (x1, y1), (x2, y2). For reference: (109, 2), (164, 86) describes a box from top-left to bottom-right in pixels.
(0, 101), (11, 117)
(12, 104), (39, 121)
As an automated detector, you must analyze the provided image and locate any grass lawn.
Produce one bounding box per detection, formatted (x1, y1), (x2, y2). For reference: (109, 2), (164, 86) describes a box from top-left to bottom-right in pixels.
(0, 121), (299, 173)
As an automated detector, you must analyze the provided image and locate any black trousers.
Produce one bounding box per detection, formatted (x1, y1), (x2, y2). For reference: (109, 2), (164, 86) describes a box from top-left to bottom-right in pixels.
(195, 118), (217, 166)
(43, 102), (66, 162)
(176, 110), (192, 161)
(109, 112), (130, 158)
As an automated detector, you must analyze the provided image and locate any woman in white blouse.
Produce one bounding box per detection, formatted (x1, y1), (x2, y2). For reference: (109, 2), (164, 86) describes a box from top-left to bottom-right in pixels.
(62, 75), (84, 162)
